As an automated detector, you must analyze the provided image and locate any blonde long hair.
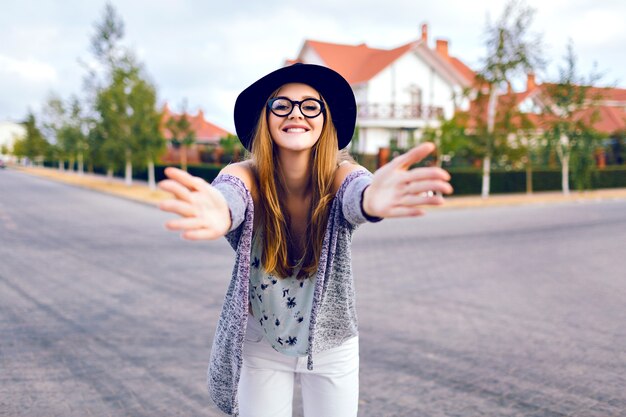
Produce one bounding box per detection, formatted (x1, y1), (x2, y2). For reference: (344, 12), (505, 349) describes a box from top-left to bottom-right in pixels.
(251, 91), (347, 279)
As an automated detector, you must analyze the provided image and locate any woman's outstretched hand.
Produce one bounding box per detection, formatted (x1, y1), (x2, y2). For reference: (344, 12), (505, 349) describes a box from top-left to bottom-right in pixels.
(363, 142), (453, 218)
(158, 167), (231, 240)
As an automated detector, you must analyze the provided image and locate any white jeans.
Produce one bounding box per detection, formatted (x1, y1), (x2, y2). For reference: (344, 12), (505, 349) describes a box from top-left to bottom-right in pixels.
(238, 319), (359, 417)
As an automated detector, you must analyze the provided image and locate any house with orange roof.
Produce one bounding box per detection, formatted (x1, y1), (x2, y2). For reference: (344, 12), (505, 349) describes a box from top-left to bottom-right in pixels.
(462, 73), (626, 166)
(481, 74), (626, 137)
(160, 104), (232, 164)
(289, 24), (476, 154)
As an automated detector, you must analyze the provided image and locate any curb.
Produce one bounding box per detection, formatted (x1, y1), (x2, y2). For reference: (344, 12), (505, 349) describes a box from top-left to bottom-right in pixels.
(11, 165), (626, 210)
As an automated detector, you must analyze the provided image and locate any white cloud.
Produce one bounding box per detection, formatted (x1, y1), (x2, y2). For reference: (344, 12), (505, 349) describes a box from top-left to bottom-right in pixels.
(1, 0), (625, 125)
(0, 55), (58, 83)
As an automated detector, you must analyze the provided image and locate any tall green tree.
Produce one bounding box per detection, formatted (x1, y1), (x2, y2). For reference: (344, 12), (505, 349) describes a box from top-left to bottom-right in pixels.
(41, 94), (88, 174)
(14, 112), (50, 165)
(128, 74), (165, 190)
(89, 3), (163, 186)
(542, 41), (603, 193)
(476, 0), (543, 198)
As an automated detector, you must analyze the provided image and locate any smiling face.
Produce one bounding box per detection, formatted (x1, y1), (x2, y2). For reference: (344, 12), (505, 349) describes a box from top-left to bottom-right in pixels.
(267, 83), (325, 153)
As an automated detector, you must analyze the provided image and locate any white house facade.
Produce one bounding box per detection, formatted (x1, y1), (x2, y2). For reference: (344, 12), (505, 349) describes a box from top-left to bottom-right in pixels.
(290, 25), (475, 154)
(0, 121), (25, 161)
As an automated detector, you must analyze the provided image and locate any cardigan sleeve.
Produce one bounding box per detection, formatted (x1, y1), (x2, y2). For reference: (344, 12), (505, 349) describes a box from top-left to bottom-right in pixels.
(340, 170), (383, 226)
(211, 174), (252, 251)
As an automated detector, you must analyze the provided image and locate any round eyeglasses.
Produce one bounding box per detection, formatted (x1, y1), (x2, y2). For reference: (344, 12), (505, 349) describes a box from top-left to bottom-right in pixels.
(267, 97), (325, 118)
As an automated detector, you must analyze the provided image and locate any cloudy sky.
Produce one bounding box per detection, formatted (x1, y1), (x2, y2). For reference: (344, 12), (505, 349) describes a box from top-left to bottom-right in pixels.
(1, 0), (625, 132)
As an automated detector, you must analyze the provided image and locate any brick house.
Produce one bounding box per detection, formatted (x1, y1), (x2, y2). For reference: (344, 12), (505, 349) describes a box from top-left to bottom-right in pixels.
(160, 104), (232, 165)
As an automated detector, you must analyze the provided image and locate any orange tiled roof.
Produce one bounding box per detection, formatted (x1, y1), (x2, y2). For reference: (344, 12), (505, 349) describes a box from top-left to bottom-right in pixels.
(574, 105), (626, 134)
(301, 38), (475, 88)
(302, 40), (415, 84)
(587, 86), (626, 102)
(449, 57), (477, 85)
(162, 104), (231, 144)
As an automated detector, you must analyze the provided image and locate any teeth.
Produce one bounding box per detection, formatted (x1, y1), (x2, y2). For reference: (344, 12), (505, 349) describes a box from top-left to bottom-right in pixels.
(285, 128), (306, 133)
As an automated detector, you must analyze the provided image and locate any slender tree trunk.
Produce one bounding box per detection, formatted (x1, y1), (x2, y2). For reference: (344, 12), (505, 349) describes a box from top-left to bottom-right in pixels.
(125, 149), (132, 186)
(77, 153), (84, 176)
(69, 157), (75, 172)
(561, 154), (570, 195)
(107, 167), (113, 182)
(58, 160), (64, 171)
(557, 134), (570, 195)
(526, 163), (533, 194)
(481, 156), (491, 198)
(482, 86), (499, 199)
(181, 145), (188, 171)
(148, 159), (156, 190)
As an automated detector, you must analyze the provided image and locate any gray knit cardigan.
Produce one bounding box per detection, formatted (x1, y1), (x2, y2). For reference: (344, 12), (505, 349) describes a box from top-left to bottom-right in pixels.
(207, 169), (378, 416)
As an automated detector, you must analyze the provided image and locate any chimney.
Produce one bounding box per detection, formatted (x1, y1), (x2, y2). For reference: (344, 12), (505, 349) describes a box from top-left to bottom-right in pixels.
(197, 109), (205, 120)
(436, 39), (449, 60)
(421, 23), (428, 44)
(526, 73), (536, 91)
(507, 81), (513, 95)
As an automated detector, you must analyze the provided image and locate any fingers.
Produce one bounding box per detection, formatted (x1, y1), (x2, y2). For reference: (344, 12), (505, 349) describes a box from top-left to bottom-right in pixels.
(159, 168), (212, 202)
(165, 217), (207, 231)
(397, 193), (446, 207)
(182, 229), (224, 241)
(387, 142), (436, 170)
(166, 217), (224, 240)
(159, 179), (192, 202)
(162, 167), (211, 192)
(402, 166), (450, 183)
(400, 179), (454, 196)
(158, 199), (196, 217)
(385, 206), (425, 218)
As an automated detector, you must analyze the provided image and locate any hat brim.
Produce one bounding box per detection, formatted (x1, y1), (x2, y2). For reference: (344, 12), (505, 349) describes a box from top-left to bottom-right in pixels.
(234, 64), (356, 151)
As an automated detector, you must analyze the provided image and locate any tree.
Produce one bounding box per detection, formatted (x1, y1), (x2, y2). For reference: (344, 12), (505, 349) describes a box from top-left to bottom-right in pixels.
(476, 0), (543, 198)
(41, 94), (89, 174)
(542, 41), (603, 193)
(422, 113), (472, 167)
(219, 134), (244, 163)
(166, 103), (196, 171)
(89, 3), (163, 186)
(90, 2), (125, 68)
(14, 112), (50, 165)
(128, 74), (165, 190)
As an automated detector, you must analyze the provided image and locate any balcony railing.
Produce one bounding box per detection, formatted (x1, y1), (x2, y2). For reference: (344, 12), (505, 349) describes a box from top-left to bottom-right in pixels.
(357, 103), (444, 120)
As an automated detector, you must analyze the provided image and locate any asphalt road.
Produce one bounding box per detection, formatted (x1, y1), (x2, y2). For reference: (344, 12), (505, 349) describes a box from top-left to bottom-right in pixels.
(1, 169), (625, 417)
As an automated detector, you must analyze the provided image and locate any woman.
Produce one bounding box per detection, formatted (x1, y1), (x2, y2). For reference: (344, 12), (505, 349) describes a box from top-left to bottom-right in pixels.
(158, 63), (452, 417)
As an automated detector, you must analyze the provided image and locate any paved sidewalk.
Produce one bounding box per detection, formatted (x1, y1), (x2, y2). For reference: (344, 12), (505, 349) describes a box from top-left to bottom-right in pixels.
(12, 165), (626, 209)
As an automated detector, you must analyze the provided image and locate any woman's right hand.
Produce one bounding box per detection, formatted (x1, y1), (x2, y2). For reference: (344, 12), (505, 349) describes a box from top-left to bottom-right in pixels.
(158, 167), (231, 240)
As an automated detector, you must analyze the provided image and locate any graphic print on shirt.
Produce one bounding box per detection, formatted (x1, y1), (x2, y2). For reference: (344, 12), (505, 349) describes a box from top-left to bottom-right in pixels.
(248, 229), (317, 356)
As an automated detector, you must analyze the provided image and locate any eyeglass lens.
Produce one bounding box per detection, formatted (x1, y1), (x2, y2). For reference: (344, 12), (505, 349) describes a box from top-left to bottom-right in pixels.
(269, 98), (323, 118)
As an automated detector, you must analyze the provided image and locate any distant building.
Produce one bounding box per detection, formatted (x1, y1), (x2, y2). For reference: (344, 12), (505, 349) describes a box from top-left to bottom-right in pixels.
(0, 121), (26, 161)
(289, 24), (475, 154)
(465, 73), (626, 136)
(160, 104), (232, 165)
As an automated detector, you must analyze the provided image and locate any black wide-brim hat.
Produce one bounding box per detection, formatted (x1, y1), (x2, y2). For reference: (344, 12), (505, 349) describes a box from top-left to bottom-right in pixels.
(234, 63), (357, 151)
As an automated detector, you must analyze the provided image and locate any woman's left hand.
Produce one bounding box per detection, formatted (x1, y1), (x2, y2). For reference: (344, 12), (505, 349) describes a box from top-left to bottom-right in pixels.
(363, 142), (453, 218)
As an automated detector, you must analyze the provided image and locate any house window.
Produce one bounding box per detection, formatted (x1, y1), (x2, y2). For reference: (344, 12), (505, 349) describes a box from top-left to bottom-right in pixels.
(408, 84), (422, 118)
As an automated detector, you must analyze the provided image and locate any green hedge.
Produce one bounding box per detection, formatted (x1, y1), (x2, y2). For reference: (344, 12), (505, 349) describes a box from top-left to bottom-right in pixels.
(133, 164), (224, 183)
(448, 167), (626, 195)
(42, 161), (226, 184)
(41, 160), (626, 195)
